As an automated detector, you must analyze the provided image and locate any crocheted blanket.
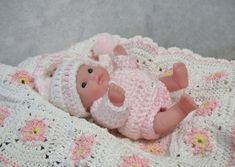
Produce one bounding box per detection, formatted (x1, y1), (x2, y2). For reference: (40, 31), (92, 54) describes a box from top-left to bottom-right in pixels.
(0, 34), (235, 167)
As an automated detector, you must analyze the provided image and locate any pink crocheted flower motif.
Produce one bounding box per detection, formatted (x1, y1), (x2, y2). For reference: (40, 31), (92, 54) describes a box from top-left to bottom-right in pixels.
(0, 107), (10, 126)
(139, 142), (166, 156)
(203, 72), (227, 82)
(11, 70), (34, 88)
(20, 119), (46, 142)
(70, 135), (95, 165)
(119, 155), (149, 167)
(195, 100), (219, 116)
(184, 129), (212, 156)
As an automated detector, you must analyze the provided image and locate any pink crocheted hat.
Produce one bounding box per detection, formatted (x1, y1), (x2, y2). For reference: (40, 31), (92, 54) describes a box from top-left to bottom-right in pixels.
(49, 59), (90, 118)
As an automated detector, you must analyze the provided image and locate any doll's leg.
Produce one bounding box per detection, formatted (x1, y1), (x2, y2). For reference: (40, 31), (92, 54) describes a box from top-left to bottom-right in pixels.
(159, 62), (188, 92)
(153, 94), (198, 137)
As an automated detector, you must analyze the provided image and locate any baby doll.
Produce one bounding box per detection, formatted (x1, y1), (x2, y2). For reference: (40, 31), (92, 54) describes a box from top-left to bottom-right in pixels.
(49, 36), (198, 140)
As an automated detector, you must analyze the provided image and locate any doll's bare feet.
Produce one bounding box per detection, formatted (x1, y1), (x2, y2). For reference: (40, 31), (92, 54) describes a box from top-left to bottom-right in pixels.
(153, 94), (197, 137)
(178, 94), (198, 115)
(172, 62), (188, 89)
(113, 45), (127, 56)
(153, 94), (198, 137)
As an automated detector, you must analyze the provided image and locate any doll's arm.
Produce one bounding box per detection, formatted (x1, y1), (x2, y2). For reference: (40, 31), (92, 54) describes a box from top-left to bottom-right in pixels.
(90, 95), (129, 129)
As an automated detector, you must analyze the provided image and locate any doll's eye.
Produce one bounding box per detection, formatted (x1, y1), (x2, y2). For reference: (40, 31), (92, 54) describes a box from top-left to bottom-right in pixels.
(88, 68), (93, 74)
(81, 82), (87, 88)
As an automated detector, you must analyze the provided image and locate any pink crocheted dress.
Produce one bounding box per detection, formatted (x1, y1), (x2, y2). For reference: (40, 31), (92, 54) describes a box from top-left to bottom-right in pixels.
(90, 56), (172, 140)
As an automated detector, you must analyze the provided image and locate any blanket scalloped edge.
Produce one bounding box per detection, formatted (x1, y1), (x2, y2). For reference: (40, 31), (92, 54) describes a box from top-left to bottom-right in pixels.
(0, 33), (234, 167)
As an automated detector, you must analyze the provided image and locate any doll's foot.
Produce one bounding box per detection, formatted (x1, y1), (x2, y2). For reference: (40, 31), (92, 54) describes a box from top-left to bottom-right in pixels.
(178, 94), (198, 115)
(172, 62), (188, 89)
(113, 45), (127, 56)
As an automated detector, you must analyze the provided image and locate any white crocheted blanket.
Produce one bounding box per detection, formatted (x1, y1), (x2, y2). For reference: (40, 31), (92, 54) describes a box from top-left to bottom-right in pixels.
(0, 34), (235, 167)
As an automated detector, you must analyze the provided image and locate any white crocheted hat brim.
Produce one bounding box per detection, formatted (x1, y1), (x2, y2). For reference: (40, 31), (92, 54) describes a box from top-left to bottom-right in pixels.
(49, 59), (90, 118)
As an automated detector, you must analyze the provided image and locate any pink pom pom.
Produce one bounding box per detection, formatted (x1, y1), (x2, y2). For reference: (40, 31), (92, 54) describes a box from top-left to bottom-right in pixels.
(93, 34), (118, 55)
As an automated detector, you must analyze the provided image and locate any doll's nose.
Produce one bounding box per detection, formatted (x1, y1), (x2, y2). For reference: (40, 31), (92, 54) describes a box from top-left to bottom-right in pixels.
(90, 75), (98, 82)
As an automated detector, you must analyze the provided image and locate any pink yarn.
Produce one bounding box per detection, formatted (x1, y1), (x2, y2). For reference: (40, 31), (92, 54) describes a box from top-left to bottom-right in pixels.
(93, 33), (118, 55)
(91, 56), (172, 140)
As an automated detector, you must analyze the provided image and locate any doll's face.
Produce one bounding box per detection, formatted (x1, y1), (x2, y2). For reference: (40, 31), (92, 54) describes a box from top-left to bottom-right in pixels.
(76, 64), (110, 108)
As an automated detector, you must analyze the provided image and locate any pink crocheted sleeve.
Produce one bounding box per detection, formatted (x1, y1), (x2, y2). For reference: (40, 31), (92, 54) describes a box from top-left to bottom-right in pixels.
(113, 55), (138, 69)
(90, 94), (129, 129)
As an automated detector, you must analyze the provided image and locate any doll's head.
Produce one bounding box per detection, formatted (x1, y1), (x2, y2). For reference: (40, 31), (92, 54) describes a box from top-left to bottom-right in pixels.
(76, 64), (110, 108)
(49, 58), (110, 118)
(49, 33), (117, 117)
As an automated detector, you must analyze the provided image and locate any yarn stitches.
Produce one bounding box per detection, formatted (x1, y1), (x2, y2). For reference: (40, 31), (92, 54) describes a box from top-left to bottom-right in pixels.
(0, 34), (234, 167)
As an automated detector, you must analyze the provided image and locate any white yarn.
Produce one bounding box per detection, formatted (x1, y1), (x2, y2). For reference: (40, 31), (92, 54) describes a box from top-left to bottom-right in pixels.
(1, 34), (234, 167)
(0, 65), (184, 167)
(49, 59), (89, 118)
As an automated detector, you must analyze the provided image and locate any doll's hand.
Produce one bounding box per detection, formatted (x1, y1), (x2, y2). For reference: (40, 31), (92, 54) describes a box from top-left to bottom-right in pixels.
(90, 50), (99, 61)
(113, 45), (127, 56)
(108, 83), (125, 107)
